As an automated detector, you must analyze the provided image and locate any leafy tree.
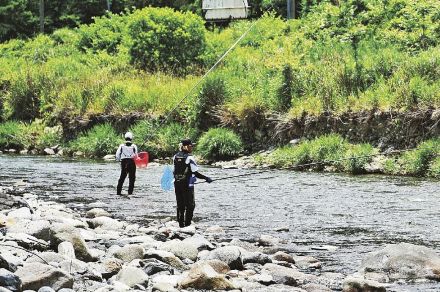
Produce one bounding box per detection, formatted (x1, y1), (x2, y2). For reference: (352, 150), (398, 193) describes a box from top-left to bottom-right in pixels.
(127, 7), (206, 75)
(0, 0), (39, 41)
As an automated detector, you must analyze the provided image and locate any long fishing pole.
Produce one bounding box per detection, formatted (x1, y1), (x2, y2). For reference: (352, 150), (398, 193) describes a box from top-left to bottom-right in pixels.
(137, 19), (260, 150)
(195, 147), (439, 183)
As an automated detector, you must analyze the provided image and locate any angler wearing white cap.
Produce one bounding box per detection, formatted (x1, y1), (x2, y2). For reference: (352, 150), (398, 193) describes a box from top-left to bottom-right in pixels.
(115, 132), (138, 196)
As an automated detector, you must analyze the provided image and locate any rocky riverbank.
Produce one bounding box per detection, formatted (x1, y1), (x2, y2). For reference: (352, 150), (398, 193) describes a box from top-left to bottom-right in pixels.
(1, 185), (440, 292)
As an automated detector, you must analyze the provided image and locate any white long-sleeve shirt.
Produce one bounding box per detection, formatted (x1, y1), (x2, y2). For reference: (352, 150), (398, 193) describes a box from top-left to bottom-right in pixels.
(115, 143), (138, 161)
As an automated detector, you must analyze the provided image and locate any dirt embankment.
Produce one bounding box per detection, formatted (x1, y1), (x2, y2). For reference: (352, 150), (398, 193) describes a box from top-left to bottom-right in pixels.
(229, 109), (440, 151)
(62, 109), (440, 151)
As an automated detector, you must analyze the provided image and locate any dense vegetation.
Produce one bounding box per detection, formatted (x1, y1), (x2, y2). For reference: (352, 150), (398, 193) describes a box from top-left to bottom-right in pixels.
(0, 0), (439, 177)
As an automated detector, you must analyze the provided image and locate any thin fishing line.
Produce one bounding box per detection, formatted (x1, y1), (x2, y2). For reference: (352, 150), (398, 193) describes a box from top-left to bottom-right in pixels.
(195, 147), (439, 183)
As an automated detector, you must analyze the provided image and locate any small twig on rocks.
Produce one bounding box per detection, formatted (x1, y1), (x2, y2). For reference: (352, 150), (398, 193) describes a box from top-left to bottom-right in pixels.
(0, 243), (50, 265)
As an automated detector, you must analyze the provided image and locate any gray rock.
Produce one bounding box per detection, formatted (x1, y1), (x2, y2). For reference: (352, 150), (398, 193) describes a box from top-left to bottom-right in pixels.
(292, 255), (321, 269)
(144, 249), (187, 271)
(58, 242), (75, 259)
(258, 235), (280, 247)
(342, 276), (387, 292)
(26, 252), (67, 264)
(8, 220), (51, 241)
(160, 239), (198, 261)
(182, 234), (215, 251)
(7, 207), (32, 219)
(140, 259), (173, 275)
(262, 263), (317, 286)
(207, 246), (244, 270)
(14, 262), (73, 291)
(57, 289), (75, 292)
(49, 224), (97, 262)
(302, 283), (332, 292)
(0, 252), (21, 272)
(43, 148), (56, 155)
(5, 233), (48, 251)
(360, 243), (440, 281)
(87, 217), (123, 230)
(37, 287), (55, 292)
(59, 259), (88, 274)
(198, 259), (230, 274)
(85, 208), (111, 219)
(88, 258), (123, 280)
(272, 251), (295, 264)
(179, 262), (235, 290)
(113, 244), (144, 263)
(228, 239), (260, 252)
(0, 268), (21, 292)
(114, 266), (149, 288)
(242, 251), (272, 265)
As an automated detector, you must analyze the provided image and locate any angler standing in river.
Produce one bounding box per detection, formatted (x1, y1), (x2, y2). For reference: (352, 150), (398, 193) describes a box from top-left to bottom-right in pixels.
(173, 139), (212, 227)
(115, 132), (138, 196)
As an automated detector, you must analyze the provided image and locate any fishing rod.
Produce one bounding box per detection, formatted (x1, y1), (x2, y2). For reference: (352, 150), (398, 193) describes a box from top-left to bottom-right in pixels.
(195, 147), (439, 183)
(137, 18), (260, 150)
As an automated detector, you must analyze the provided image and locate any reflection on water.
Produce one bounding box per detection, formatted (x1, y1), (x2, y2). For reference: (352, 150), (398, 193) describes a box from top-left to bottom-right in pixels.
(1, 155), (439, 281)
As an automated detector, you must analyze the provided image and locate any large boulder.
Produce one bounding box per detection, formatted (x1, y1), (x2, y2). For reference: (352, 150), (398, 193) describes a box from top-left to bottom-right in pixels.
(139, 259), (173, 275)
(179, 262), (235, 290)
(85, 208), (111, 219)
(113, 266), (149, 288)
(360, 243), (440, 281)
(160, 239), (199, 261)
(5, 233), (48, 251)
(8, 220), (51, 241)
(14, 262), (73, 291)
(144, 249), (187, 271)
(207, 246), (244, 270)
(49, 224), (97, 262)
(262, 263), (317, 286)
(113, 244), (144, 263)
(342, 276), (387, 292)
(182, 234), (215, 251)
(87, 217), (123, 230)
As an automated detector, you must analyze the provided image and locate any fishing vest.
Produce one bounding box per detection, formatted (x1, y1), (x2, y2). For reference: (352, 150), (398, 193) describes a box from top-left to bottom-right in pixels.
(119, 143), (136, 160)
(174, 152), (191, 183)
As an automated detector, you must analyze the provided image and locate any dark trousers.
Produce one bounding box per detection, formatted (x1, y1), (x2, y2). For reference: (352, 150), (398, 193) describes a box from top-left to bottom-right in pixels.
(117, 159), (136, 195)
(174, 182), (195, 227)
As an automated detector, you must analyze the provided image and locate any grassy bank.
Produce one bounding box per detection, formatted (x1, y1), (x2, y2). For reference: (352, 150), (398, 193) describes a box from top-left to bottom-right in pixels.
(255, 134), (440, 178)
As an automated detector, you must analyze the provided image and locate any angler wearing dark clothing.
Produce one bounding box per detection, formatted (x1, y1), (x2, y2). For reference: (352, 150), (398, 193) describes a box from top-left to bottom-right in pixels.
(116, 132), (138, 196)
(173, 139), (212, 227)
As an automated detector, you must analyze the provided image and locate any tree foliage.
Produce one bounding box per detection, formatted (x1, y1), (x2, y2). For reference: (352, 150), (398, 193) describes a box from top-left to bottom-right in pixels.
(127, 7), (206, 74)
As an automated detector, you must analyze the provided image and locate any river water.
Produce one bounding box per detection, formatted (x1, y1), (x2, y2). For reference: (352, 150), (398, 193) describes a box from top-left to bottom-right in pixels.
(1, 155), (439, 291)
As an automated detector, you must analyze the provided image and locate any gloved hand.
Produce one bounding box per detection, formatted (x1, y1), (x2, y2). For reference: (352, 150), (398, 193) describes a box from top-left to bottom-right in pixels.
(205, 177), (213, 183)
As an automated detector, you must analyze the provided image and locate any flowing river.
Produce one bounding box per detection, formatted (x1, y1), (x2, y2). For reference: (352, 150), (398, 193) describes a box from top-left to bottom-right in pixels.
(1, 155), (439, 291)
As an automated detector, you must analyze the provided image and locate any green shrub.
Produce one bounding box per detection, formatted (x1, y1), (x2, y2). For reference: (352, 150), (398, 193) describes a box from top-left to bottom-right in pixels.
(194, 76), (228, 131)
(308, 134), (347, 165)
(428, 157), (440, 178)
(77, 13), (127, 54)
(267, 143), (311, 168)
(399, 139), (440, 176)
(342, 143), (377, 174)
(382, 157), (401, 175)
(127, 7), (206, 74)
(6, 72), (41, 121)
(0, 121), (26, 149)
(69, 123), (121, 157)
(197, 128), (243, 160)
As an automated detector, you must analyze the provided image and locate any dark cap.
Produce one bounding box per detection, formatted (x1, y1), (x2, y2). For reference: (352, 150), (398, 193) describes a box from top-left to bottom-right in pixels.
(181, 139), (195, 146)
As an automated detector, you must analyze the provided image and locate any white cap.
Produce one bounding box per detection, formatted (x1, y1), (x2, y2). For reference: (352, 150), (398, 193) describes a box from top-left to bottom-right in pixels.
(124, 132), (133, 140)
